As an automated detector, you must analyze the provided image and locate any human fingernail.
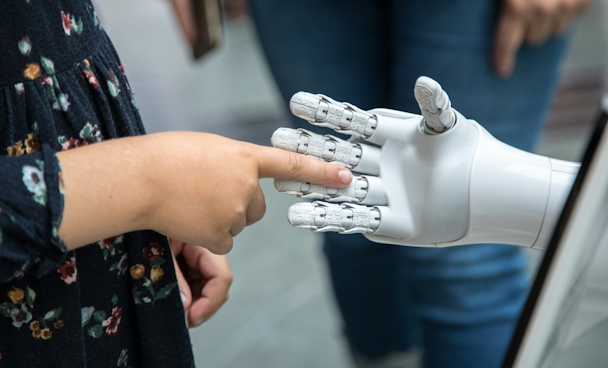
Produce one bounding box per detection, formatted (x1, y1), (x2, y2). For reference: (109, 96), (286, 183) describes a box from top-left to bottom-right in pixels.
(339, 170), (352, 185)
(180, 292), (186, 303)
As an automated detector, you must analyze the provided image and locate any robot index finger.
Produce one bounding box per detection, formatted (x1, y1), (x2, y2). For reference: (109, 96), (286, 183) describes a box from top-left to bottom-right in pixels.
(270, 127), (380, 176)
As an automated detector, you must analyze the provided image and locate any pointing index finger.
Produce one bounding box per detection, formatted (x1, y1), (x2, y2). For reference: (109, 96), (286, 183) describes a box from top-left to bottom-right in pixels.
(256, 145), (353, 188)
(493, 6), (527, 78)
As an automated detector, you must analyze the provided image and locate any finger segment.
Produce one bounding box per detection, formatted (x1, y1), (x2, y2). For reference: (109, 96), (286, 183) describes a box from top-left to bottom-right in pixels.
(275, 175), (387, 205)
(414, 77), (456, 134)
(290, 92), (378, 138)
(271, 128), (380, 175)
(287, 201), (380, 234)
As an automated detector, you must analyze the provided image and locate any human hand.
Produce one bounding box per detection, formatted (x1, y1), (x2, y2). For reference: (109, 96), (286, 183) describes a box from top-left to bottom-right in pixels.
(493, 0), (592, 77)
(171, 0), (197, 47)
(58, 132), (353, 253)
(170, 238), (232, 327)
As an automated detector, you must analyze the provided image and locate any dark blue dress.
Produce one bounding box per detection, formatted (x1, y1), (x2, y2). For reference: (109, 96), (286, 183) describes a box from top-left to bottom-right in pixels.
(0, 1), (194, 367)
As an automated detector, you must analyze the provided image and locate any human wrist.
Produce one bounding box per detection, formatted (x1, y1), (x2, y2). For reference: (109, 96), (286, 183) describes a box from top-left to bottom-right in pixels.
(56, 135), (162, 249)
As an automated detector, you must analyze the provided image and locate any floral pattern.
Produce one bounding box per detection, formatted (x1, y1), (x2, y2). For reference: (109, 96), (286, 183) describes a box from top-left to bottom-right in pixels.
(0, 1), (192, 366)
(57, 257), (77, 284)
(7, 123), (41, 156)
(61, 11), (83, 36)
(22, 160), (47, 206)
(131, 242), (176, 305)
(1, 286), (63, 340)
(58, 122), (103, 150)
(81, 295), (122, 338)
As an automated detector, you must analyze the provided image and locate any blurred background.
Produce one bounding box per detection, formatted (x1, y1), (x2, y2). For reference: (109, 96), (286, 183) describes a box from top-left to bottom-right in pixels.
(94, 1), (608, 367)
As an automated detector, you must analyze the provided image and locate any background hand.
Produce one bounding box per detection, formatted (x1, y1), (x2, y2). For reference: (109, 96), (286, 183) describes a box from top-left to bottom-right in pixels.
(170, 238), (233, 327)
(171, 0), (198, 47)
(493, 0), (592, 77)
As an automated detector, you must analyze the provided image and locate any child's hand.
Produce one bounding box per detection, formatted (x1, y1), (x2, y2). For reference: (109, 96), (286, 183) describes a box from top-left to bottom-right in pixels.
(57, 132), (353, 253)
(170, 238), (232, 327)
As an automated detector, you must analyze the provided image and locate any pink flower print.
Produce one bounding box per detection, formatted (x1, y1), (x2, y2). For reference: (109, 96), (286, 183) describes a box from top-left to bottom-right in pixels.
(61, 137), (89, 151)
(41, 76), (53, 87)
(142, 243), (164, 261)
(62, 12), (72, 35)
(98, 236), (120, 249)
(82, 69), (100, 89)
(102, 307), (122, 336)
(58, 259), (77, 284)
(18, 37), (32, 56)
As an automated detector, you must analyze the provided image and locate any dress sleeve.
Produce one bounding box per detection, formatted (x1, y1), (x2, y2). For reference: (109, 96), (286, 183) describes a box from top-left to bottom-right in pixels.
(0, 144), (67, 283)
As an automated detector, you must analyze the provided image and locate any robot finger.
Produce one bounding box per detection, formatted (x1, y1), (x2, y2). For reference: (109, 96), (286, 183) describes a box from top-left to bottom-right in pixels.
(289, 92), (378, 139)
(287, 201), (381, 234)
(271, 127), (380, 176)
(414, 76), (456, 134)
(274, 175), (387, 205)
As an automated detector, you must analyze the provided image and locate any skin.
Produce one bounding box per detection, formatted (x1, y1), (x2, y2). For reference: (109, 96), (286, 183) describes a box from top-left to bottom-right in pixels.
(56, 132), (352, 325)
(493, 0), (593, 77)
(170, 239), (232, 327)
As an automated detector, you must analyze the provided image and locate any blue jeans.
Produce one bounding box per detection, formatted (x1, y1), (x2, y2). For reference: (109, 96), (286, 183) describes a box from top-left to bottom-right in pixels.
(248, 1), (568, 367)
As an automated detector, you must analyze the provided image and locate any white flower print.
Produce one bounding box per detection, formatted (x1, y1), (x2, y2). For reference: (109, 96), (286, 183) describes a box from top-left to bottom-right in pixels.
(14, 83), (25, 95)
(10, 304), (32, 328)
(22, 165), (45, 193)
(18, 37), (32, 56)
(22, 164), (47, 205)
(58, 93), (70, 111)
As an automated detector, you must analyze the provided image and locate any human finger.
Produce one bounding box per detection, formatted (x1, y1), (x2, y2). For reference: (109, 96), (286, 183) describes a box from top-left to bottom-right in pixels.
(525, 8), (554, 45)
(271, 128), (380, 176)
(255, 145), (353, 188)
(245, 185), (266, 226)
(181, 246), (232, 326)
(205, 234), (234, 255)
(553, 5), (574, 35)
(493, 8), (527, 77)
(171, 0), (197, 46)
(554, 0), (586, 35)
(275, 175), (387, 205)
(169, 238), (192, 311)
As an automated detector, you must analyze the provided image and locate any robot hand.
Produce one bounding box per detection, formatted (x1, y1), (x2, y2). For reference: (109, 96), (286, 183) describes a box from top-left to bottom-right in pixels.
(271, 77), (580, 250)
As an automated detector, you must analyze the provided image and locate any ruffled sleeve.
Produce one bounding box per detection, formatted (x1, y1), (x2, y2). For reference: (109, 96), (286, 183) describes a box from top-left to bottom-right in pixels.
(0, 144), (66, 283)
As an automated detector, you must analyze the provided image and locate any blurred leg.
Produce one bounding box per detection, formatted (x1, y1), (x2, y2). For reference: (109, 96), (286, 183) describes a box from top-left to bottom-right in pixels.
(248, 0), (392, 122)
(388, 0), (570, 367)
(248, 0), (423, 359)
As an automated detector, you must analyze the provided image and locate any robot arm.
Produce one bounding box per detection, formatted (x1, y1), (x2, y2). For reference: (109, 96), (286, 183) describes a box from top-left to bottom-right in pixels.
(271, 77), (580, 251)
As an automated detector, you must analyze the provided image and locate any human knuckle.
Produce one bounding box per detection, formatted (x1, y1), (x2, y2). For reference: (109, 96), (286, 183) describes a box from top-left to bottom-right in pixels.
(225, 272), (234, 286)
(535, 0), (557, 15)
(288, 153), (304, 176)
(507, 0), (528, 16)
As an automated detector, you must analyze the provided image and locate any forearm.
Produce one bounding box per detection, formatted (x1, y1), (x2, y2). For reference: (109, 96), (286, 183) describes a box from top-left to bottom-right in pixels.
(57, 135), (156, 250)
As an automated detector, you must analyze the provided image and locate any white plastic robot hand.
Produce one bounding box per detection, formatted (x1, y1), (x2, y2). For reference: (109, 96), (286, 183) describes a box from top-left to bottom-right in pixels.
(271, 77), (580, 250)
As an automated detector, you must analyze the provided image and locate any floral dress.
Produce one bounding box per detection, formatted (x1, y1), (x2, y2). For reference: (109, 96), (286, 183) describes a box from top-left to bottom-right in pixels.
(0, 1), (194, 367)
